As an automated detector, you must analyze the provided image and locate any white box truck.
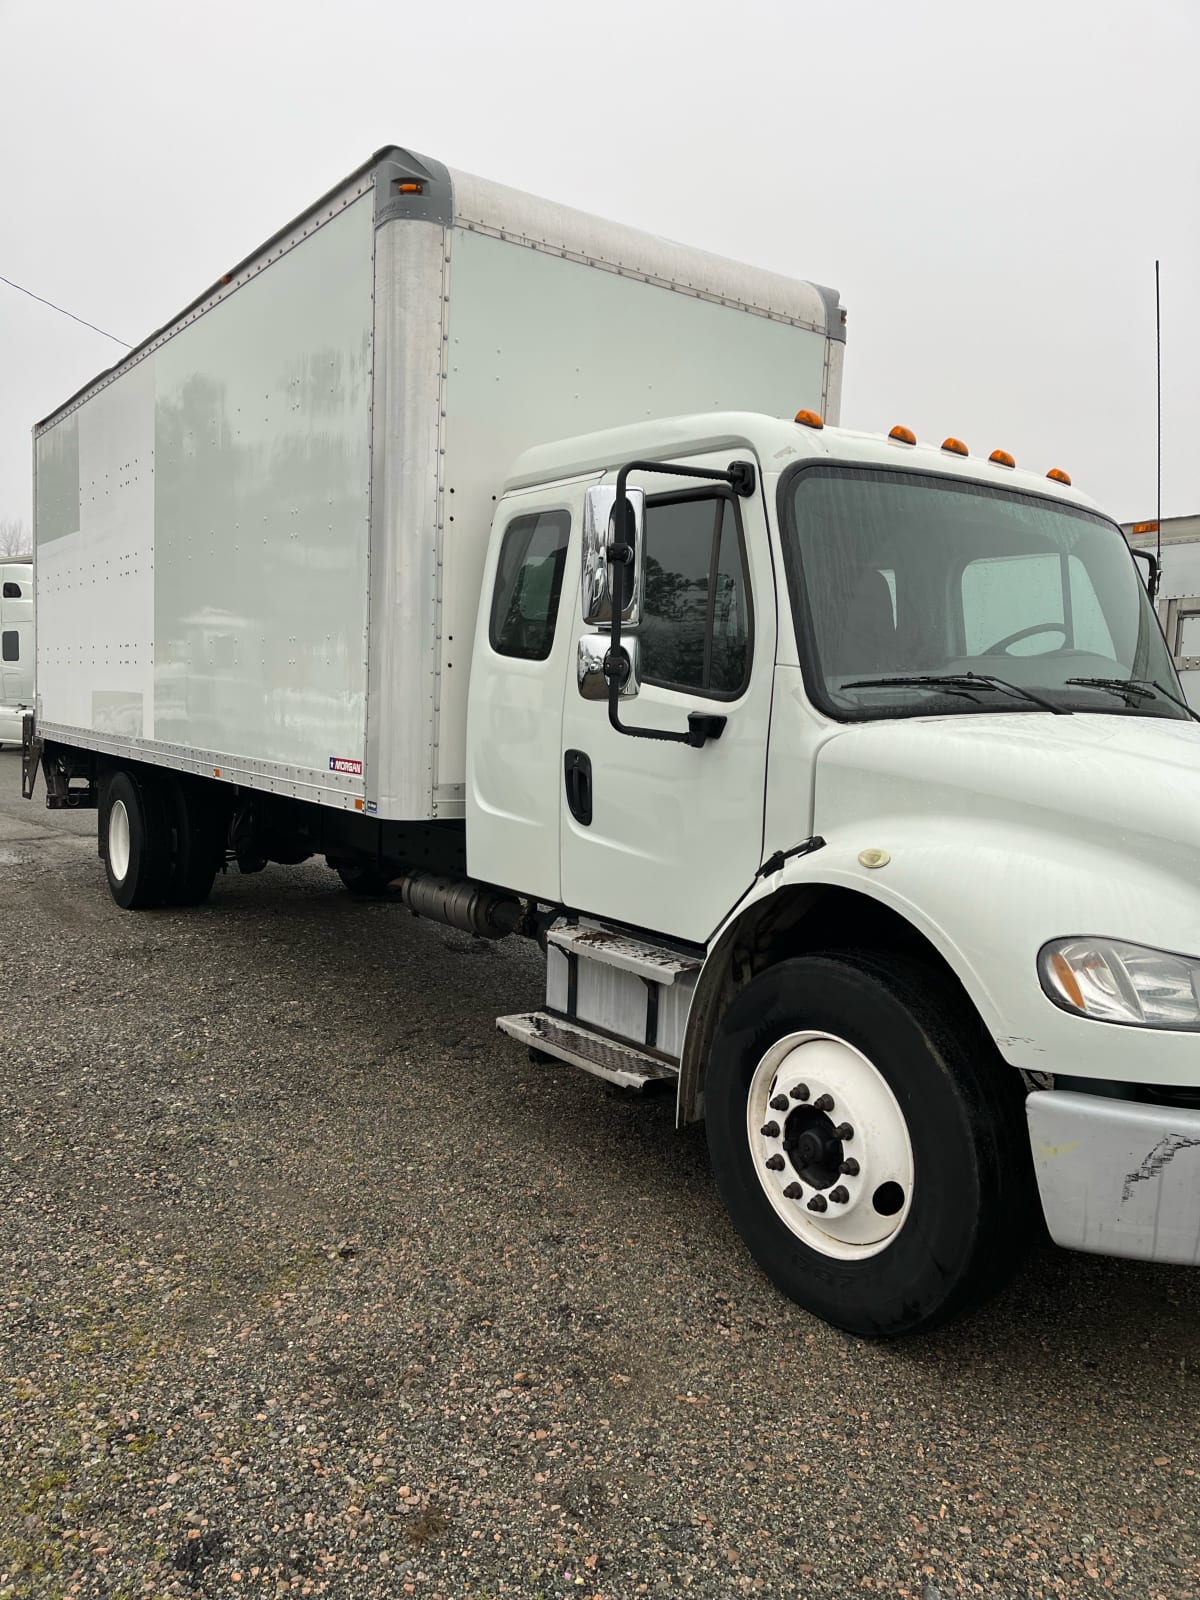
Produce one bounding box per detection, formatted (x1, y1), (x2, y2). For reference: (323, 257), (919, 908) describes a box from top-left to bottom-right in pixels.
(1, 559), (33, 745)
(24, 146), (1200, 1336)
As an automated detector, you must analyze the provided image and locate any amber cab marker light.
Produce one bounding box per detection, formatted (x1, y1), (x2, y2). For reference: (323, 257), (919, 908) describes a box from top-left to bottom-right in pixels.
(795, 409), (824, 429)
(1047, 468), (1073, 486)
(888, 424), (917, 445)
(941, 437), (969, 456)
(989, 449), (1016, 468)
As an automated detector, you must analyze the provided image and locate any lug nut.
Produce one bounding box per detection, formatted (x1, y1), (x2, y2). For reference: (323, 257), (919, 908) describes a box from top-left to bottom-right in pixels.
(834, 1122), (854, 1141)
(807, 1194), (828, 1213)
(760, 1121), (780, 1139)
(769, 1094), (789, 1112)
(783, 1181), (804, 1200)
(813, 1093), (834, 1113)
(765, 1154), (785, 1171)
(828, 1185), (850, 1204)
(839, 1158), (860, 1176)
(789, 1083), (810, 1101)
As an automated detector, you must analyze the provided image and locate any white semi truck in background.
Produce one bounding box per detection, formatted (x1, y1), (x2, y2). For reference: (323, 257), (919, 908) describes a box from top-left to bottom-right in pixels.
(23, 146), (1200, 1337)
(0, 559), (33, 745)
(1126, 514), (1200, 703)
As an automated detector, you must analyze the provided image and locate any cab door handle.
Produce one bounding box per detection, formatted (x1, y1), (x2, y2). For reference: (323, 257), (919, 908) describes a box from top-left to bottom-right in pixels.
(564, 750), (593, 826)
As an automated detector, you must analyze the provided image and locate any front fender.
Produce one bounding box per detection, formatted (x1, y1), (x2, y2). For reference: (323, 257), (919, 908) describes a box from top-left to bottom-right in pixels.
(679, 819), (1200, 1124)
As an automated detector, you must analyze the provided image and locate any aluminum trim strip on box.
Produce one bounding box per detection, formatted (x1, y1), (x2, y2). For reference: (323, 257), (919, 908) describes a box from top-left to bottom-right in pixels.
(37, 723), (368, 812)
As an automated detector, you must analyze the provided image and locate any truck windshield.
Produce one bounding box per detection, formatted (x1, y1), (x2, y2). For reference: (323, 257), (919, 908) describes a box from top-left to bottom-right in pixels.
(780, 465), (1186, 721)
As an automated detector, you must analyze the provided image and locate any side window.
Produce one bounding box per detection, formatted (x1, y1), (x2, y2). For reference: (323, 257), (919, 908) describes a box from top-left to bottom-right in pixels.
(2, 630), (17, 662)
(2, 582), (21, 599)
(640, 495), (751, 695)
(489, 510), (570, 662)
(961, 552), (1117, 659)
(961, 553), (1063, 655)
(1067, 554), (1116, 658)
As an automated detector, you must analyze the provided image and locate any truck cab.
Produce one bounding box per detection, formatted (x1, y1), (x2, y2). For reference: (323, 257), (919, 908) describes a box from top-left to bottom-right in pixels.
(0, 560), (33, 746)
(469, 411), (1200, 1333)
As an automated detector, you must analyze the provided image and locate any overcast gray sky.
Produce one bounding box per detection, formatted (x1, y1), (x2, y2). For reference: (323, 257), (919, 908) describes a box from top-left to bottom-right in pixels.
(1, 0), (1196, 533)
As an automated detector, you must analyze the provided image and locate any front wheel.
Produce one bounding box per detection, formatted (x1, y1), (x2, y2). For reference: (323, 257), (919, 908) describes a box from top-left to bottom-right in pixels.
(705, 952), (1035, 1337)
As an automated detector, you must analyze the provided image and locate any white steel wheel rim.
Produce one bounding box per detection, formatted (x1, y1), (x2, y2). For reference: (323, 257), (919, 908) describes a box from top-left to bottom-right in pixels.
(108, 798), (132, 883)
(746, 1030), (915, 1261)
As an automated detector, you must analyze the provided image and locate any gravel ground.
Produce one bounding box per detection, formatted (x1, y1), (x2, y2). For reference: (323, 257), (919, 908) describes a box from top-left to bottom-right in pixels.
(1, 746), (1198, 1600)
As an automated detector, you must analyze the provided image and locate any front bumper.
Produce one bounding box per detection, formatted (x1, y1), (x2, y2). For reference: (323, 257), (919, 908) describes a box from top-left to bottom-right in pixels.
(1028, 1090), (1200, 1266)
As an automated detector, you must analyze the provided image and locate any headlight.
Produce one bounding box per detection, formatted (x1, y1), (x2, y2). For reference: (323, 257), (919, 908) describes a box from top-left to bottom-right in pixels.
(1039, 937), (1200, 1030)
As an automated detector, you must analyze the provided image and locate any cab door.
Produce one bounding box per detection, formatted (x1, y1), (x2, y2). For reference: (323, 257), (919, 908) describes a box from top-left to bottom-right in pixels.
(559, 453), (776, 943)
(466, 482), (592, 901)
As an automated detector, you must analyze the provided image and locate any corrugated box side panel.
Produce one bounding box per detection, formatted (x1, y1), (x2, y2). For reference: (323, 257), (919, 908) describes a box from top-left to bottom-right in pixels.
(432, 226), (831, 799)
(35, 193), (376, 807)
(35, 367), (155, 739)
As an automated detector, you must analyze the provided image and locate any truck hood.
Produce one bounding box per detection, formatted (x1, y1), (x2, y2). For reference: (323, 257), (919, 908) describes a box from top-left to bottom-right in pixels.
(814, 712), (1200, 880)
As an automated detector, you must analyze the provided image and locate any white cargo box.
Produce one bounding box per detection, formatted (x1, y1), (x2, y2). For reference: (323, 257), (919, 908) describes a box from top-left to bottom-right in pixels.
(33, 145), (844, 820)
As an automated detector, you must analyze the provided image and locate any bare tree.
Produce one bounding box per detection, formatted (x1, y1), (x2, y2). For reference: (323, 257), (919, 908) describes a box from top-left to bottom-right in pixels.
(0, 517), (32, 559)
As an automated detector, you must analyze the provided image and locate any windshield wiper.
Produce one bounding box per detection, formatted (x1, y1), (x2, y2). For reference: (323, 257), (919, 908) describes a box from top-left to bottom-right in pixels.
(1066, 676), (1200, 722)
(842, 673), (1071, 715)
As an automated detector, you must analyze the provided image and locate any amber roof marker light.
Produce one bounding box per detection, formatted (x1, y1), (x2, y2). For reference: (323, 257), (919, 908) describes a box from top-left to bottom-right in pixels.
(941, 437), (969, 456)
(794, 409), (824, 429)
(888, 425), (917, 445)
(1047, 469), (1073, 486)
(988, 449), (1016, 468)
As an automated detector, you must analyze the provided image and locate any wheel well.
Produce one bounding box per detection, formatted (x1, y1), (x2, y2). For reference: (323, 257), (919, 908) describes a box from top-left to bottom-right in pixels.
(677, 884), (986, 1125)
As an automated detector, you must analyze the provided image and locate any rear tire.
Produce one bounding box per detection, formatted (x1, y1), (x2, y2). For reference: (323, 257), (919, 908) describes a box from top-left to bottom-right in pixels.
(705, 951), (1035, 1338)
(334, 862), (393, 898)
(100, 769), (172, 910)
(166, 776), (224, 906)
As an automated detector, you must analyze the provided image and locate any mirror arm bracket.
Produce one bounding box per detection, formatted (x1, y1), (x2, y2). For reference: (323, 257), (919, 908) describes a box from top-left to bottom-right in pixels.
(1131, 546), (1161, 601)
(607, 458), (756, 747)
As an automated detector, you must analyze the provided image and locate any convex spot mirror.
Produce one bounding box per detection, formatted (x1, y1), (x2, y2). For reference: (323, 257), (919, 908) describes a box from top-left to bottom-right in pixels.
(582, 485), (645, 627)
(577, 634), (641, 701)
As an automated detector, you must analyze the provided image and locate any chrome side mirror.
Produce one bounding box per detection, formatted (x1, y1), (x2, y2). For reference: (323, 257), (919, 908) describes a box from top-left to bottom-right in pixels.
(582, 485), (645, 627)
(578, 633), (640, 700)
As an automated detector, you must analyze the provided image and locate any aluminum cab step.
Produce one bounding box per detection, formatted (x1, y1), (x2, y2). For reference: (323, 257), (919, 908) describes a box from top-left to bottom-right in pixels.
(545, 923), (701, 985)
(497, 1011), (678, 1092)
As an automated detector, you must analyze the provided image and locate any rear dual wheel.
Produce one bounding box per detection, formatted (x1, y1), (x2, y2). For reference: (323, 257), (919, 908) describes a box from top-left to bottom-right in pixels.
(705, 952), (1035, 1338)
(101, 768), (222, 909)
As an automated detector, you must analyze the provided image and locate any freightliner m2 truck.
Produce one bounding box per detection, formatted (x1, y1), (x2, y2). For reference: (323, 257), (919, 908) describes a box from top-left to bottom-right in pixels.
(23, 146), (1200, 1336)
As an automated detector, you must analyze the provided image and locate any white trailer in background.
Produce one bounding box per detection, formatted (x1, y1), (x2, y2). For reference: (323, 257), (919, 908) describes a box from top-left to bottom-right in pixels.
(25, 145), (1200, 1338)
(0, 560), (33, 745)
(1125, 513), (1200, 702)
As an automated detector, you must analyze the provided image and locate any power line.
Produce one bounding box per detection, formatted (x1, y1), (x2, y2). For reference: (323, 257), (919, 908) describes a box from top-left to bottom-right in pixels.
(0, 272), (131, 348)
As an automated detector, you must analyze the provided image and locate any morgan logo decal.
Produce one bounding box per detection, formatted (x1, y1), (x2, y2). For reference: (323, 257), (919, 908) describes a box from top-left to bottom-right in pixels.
(329, 756), (364, 776)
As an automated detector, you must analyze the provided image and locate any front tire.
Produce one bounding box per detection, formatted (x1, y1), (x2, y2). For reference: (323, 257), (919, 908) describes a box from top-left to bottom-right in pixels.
(100, 769), (172, 910)
(705, 952), (1034, 1337)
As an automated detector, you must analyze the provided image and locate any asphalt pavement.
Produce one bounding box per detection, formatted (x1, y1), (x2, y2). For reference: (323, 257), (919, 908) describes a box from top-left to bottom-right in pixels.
(1, 747), (1198, 1599)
